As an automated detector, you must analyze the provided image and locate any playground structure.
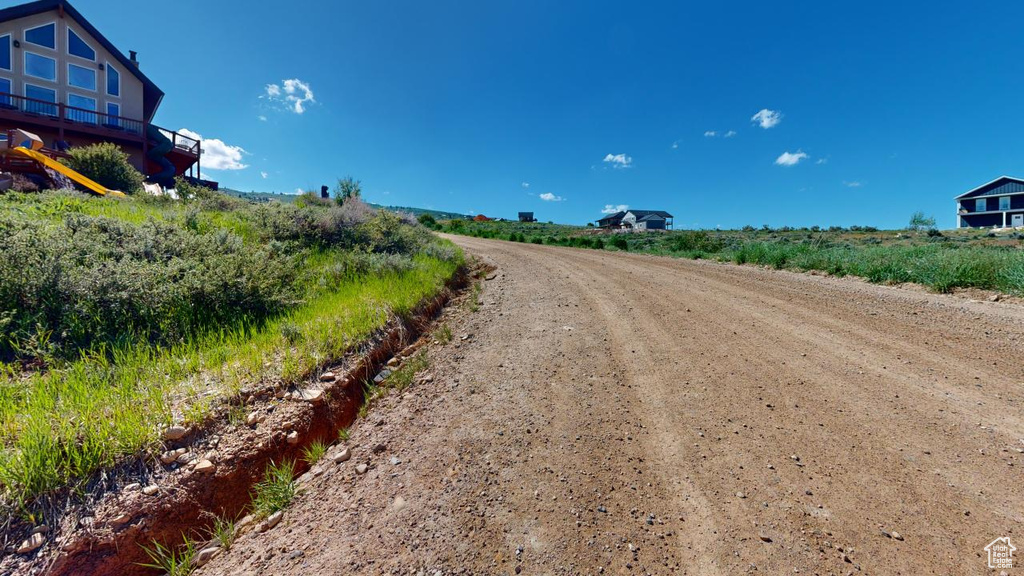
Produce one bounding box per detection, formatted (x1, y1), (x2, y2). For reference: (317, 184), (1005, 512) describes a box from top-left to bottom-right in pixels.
(0, 129), (125, 196)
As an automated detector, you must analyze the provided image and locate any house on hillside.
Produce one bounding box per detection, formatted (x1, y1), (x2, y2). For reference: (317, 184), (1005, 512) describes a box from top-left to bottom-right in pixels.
(0, 0), (207, 186)
(956, 176), (1024, 228)
(518, 212), (536, 222)
(596, 210), (673, 230)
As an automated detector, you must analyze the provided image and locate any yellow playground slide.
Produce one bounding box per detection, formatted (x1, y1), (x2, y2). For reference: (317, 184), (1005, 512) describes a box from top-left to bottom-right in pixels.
(6, 146), (125, 197)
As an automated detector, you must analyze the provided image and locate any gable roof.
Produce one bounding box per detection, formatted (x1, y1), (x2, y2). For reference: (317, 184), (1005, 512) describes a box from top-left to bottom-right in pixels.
(597, 211), (626, 222)
(637, 214), (666, 222)
(626, 209), (673, 219)
(0, 0), (164, 122)
(955, 176), (1024, 200)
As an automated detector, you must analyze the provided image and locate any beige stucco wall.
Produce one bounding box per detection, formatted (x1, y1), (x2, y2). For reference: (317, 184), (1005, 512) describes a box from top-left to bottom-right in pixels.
(0, 10), (145, 122)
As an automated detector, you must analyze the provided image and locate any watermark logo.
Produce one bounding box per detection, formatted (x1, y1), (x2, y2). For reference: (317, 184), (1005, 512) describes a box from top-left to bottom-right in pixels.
(985, 537), (1016, 569)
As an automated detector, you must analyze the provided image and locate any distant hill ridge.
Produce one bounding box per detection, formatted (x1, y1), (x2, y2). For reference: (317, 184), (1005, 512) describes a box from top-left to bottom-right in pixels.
(218, 188), (470, 220)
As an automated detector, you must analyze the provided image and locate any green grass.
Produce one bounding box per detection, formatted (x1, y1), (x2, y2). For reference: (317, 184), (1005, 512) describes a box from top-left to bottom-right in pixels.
(432, 323), (453, 344)
(251, 460), (296, 520)
(209, 515), (237, 550)
(139, 534), (197, 576)
(300, 440), (328, 465)
(443, 220), (1024, 295)
(337, 427), (350, 442)
(0, 190), (463, 514)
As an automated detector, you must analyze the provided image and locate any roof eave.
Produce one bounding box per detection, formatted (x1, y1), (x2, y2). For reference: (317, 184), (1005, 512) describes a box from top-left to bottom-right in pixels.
(955, 175), (1024, 199)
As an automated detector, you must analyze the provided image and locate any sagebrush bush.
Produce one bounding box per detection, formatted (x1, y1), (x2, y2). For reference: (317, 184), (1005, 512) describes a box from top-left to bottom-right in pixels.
(66, 142), (145, 194)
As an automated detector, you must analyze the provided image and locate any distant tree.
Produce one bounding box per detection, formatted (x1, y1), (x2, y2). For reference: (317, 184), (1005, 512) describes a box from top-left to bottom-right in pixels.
(586, 222), (595, 227)
(333, 176), (362, 205)
(417, 213), (437, 229)
(908, 211), (937, 231)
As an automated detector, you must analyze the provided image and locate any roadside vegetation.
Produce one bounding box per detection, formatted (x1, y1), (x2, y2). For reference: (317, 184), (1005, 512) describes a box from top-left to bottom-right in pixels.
(441, 219), (1024, 295)
(0, 181), (462, 513)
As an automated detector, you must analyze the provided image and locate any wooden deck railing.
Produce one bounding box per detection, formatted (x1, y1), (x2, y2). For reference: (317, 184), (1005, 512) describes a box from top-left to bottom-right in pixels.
(0, 92), (199, 157)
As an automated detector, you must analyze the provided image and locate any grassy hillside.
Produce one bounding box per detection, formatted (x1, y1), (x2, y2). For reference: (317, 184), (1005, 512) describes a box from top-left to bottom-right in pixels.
(441, 219), (1024, 295)
(0, 187), (462, 511)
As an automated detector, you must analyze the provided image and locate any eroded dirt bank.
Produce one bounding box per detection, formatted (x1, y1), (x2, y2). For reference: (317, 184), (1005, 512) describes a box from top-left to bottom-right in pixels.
(200, 236), (1024, 575)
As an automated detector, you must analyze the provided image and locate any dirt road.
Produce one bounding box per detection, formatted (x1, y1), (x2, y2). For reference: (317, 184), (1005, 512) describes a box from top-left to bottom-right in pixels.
(201, 236), (1024, 575)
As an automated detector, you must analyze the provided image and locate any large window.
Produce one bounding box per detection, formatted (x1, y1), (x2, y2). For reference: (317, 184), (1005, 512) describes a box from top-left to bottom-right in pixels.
(24, 83), (56, 115)
(106, 63), (120, 97)
(999, 196), (1011, 211)
(0, 78), (11, 107)
(24, 52), (56, 81)
(24, 23), (55, 49)
(106, 102), (120, 127)
(67, 93), (97, 124)
(976, 198), (988, 212)
(68, 63), (96, 90)
(0, 35), (10, 71)
(67, 28), (95, 60)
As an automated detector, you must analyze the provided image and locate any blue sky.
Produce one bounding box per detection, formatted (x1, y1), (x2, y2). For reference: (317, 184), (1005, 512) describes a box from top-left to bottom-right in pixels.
(52, 0), (1024, 228)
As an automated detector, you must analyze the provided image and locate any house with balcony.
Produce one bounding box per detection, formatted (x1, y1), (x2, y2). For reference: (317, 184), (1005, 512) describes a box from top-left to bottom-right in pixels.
(956, 176), (1024, 229)
(0, 0), (206, 186)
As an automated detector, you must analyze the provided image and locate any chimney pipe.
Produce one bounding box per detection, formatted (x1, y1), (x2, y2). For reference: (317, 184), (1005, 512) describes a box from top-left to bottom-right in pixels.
(320, 185), (329, 199)
(129, 50), (139, 67)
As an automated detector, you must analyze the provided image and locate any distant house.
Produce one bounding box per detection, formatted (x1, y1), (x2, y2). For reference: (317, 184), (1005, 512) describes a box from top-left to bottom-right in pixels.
(518, 212), (536, 222)
(596, 210), (673, 230)
(956, 176), (1024, 228)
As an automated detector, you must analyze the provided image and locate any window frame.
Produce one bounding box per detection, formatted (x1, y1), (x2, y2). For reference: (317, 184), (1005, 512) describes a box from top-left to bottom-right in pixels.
(66, 91), (97, 124)
(999, 196), (1011, 211)
(105, 61), (121, 97)
(975, 198), (988, 212)
(23, 21), (57, 50)
(66, 27), (96, 61)
(0, 76), (12, 107)
(67, 62), (96, 92)
(23, 82), (57, 116)
(0, 34), (11, 71)
(24, 51), (57, 82)
(106, 101), (120, 126)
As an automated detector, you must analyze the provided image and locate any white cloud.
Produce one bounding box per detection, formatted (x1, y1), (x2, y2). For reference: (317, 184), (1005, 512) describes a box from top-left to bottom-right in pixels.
(521, 182), (530, 189)
(816, 157), (828, 165)
(751, 108), (782, 129)
(724, 130), (737, 138)
(264, 78), (315, 114)
(260, 171), (269, 179)
(774, 150), (809, 166)
(843, 181), (862, 188)
(178, 128), (248, 174)
(601, 204), (629, 214)
(258, 115), (267, 122)
(703, 130), (717, 138)
(603, 153), (633, 169)
(671, 140), (680, 149)
(539, 192), (563, 202)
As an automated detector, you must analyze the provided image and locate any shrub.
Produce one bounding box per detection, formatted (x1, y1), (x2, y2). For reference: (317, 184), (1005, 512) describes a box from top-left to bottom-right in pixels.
(417, 213), (437, 229)
(66, 142), (144, 194)
(333, 176), (362, 205)
(667, 231), (725, 253)
(908, 211), (937, 231)
(610, 237), (628, 251)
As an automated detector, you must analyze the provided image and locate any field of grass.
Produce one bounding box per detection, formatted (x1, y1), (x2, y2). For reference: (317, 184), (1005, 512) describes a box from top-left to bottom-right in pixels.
(441, 219), (1024, 295)
(0, 188), (462, 513)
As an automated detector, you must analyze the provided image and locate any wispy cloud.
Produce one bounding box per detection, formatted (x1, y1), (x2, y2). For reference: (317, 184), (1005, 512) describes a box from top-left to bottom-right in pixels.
(703, 130), (717, 138)
(751, 108), (782, 129)
(724, 130), (737, 138)
(602, 204), (629, 214)
(178, 128), (248, 177)
(775, 150), (808, 166)
(816, 157), (828, 165)
(260, 171), (269, 179)
(671, 140), (680, 149)
(603, 153), (633, 169)
(258, 115), (267, 122)
(263, 78), (315, 114)
(843, 181), (863, 188)
(539, 192), (564, 202)
(521, 182), (530, 189)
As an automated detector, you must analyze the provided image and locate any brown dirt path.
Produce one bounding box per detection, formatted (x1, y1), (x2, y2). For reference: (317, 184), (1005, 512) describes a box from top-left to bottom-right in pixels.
(199, 236), (1024, 575)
